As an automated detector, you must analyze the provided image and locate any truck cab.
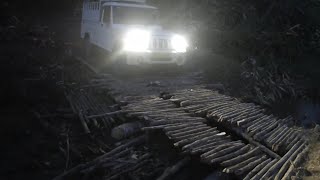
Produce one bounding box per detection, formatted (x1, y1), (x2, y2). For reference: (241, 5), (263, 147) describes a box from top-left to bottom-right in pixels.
(81, 0), (188, 66)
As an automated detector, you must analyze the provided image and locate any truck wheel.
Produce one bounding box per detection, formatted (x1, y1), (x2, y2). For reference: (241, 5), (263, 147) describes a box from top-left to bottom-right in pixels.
(83, 34), (91, 58)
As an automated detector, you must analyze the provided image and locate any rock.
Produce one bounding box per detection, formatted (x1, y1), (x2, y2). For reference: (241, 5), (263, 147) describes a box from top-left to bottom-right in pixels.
(314, 124), (320, 133)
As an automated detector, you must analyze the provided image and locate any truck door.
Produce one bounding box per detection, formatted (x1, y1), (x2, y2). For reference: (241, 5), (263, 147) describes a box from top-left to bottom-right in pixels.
(99, 6), (112, 52)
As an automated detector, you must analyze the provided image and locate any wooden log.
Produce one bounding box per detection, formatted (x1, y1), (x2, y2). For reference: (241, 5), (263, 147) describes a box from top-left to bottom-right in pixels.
(203, 144), (245, 163)
(207, 104), (238, 116)
(234, 155), (268, 175)
(183, 105), (205, 112)
(285, 134), (301, 151)
(231, 112), (266, 126)
(284, 131), (299, 147)
(168, 126), (211, 138)
(223, 155), (261, 173)
(247, 119), (275, 135)
(266, 127), (290, 147)
(150, 119), (206, 126)
(195, 102), (236, 116)
(260, 140), (305, 179)
(240, 114), (270, 128)
(218, 107), (255, 122)
(215, 105), (251, 117)
(271, 129), (293, 151)
(272, 129), (295, 152)
(274, 145), (307, 180)
(190, 139), (231, 154)
(264, 125), (286, 143)
(253, 121), (279, 141)
(156, 157), (190, 180)
(247, 120), (276, 136)
(250, 159), (278, 180)
(243, 158), (272, 180)
(209, 105), (239, 116)
(143, 123), (189, 130)
(281, 146), (309, 180)
(111, 121), (144, 140)
(232, 128), (281, 159)
(221, 107), (260, 123)
(147, 115), (203, 121)
(181, 132), (224, 150)
(200, 141), (243, 159)
(173, 131), (225, 147)
(209, 144), (251, 164)
(163, 122), (205, 131)
(79, 111), (91, 134)
(172, 128), (219, 141)
(220, 147), (261, 167)
(222, 103), (256, 115)
(53, 135), (146, 180)
(245, 115), (273, 132)
(258, 124), (284, 142)
(66, 94), (91, 134)
(166, 124), (207, 136)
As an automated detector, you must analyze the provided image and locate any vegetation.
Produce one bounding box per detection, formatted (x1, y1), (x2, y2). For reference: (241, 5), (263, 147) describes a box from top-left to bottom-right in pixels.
(151, 0), (320, 109)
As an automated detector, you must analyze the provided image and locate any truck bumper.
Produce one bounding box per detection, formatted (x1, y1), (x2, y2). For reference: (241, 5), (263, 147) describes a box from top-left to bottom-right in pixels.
(125, 52), (186, 66)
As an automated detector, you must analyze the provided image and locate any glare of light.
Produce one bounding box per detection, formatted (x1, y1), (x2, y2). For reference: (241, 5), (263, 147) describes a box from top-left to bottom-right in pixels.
(171, 35), (188, 53)
(123, 29), (150, 52)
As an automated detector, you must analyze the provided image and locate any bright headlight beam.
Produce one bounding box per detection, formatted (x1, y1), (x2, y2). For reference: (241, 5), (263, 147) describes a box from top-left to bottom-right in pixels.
(123, 29), (150, 52)
(172, 35), (188, 53)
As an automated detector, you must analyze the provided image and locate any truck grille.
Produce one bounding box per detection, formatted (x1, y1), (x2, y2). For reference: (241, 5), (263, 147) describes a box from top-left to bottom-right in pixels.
(151, 38), (170, 50)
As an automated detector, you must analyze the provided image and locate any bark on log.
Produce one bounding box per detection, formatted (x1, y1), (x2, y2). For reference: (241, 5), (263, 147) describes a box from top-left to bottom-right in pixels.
(271, 129), (294, 151)
(253, 122), (279, 141)
(220, 147), (261, 167)
(230, 112), (266, 126)
(281, 146), (309, 180)
(260, 140), (305, 179)
(266, 127), (289, 147)
(203, 144), (245, 163)
(190, 139), (231, 154)
(181, 132), (224, 150)
(272, 130), (295, 152)
(223, 155), (261, 173)
(232, 128), (281, 159)
(172, 128), (218, 141)
(168, 126), (210, 138)
(250, 159), (277, 180)
(274, 145), (307, 180)
(164, 122), (205, 132)
(234, 155), (268, 175)
(209, 144), (251, 164)
(150, 118), (206, 126)
(245, 115), (273, 132)
(166, 124), (207, 136)
(200, 141), (243, 159)
(173, 131), (224, 147)
(243, 158), (272, 180)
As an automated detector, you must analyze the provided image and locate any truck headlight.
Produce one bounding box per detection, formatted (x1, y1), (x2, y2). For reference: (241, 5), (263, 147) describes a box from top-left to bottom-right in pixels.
(171, 35), (188, 53)
(123, 29), (150, 52)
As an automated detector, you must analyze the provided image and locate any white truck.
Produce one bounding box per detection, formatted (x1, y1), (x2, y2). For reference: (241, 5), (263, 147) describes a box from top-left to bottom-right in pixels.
(81, 0), (188, 66)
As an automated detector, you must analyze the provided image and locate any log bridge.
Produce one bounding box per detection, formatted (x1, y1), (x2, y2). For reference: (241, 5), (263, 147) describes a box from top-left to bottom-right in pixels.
(62, 58), (309, 180)
(115, 87), (308, 180)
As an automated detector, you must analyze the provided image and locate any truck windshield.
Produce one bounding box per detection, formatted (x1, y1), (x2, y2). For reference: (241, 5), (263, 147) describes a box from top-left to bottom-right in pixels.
(113, 6), (158, 25)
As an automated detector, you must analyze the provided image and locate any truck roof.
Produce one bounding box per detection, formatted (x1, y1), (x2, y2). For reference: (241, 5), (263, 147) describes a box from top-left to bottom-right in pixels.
(102, 1), (157, 9)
